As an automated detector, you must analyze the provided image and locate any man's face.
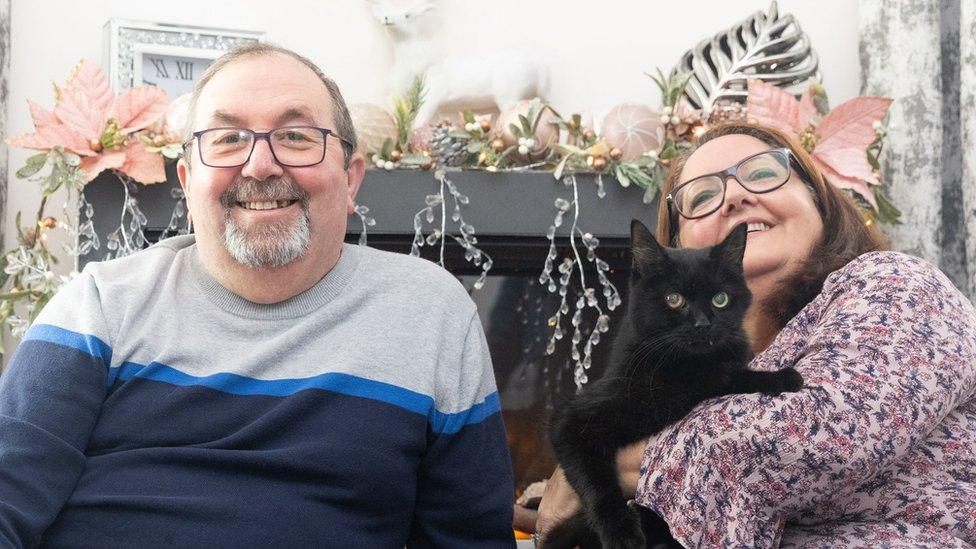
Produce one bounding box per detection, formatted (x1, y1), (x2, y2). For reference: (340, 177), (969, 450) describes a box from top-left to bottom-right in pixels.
(178, 53), (362, 270)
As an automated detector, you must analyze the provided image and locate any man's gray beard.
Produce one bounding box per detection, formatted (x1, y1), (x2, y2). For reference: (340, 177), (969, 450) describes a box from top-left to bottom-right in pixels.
(219, 177), (311, 269)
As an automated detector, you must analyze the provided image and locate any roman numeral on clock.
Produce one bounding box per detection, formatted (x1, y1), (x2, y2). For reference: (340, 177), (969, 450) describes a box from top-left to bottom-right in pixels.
(176, 60), (193, 80)
(149, 57), (169, 78)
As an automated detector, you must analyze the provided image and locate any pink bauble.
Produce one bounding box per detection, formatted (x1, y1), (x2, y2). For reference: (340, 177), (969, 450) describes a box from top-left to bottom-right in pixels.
(494, 99), (559, 161)
(600, 103), (665, 161)
(348, 103), (396, 155)
(409, 124), (436, 155)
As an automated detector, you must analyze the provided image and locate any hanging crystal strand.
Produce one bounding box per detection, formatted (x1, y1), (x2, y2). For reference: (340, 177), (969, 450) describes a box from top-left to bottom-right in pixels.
(55, 184), (88, 258)
(352, 203), (376, 246)
(577, 229), (622, 311)
(539, 194), (571, 294)
(410, 192), (442, 257)
(439, 169), (493, 290)
(541, 177), (575, 357)
(539, 174), (617, 390)
(105, 174), (149, 259)
(439, 174), (447, 266)
(594, 172), (606, 199)
(74, 190), (100, 257)
(565, 174), (602, 388)
(409, 170), (492, 291)
(158, 188), (189, 241)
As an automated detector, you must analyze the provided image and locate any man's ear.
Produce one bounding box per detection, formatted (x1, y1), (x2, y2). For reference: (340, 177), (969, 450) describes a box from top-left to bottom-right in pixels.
(177, 157), (193, 223)
(630, 219), (667, 278)
(345, 152), (366, 215)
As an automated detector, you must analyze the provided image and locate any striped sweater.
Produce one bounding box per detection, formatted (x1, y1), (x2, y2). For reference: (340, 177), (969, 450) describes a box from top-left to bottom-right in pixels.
(0, 235), (515, 548)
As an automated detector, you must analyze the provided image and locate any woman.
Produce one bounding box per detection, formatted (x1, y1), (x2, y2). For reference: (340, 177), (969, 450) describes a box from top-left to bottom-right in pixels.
(535, 123), (976, 547)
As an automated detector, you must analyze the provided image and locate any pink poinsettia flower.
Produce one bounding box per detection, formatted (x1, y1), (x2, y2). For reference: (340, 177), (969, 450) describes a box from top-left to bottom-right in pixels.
(7, 58), (171, 184)
(746, 79), (892, 209)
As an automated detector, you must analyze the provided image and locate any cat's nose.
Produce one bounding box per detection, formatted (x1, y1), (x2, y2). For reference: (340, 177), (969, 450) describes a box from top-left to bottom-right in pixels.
(693, 312), (711, 329)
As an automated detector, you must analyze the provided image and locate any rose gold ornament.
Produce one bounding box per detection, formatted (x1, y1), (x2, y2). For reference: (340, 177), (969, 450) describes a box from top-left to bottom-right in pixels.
(592, 156), (607, 171)
(600, 103), (665, 161)
(490, 138), (505, 152)
(609, 148), (623, 161)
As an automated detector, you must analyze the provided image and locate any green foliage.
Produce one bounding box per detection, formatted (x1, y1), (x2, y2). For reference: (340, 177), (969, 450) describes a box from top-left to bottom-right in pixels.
(393, 75), (427, 152)
(16, 153), (48, 179)
(648, 68), (694, 107)
(0, 146), (91, 352)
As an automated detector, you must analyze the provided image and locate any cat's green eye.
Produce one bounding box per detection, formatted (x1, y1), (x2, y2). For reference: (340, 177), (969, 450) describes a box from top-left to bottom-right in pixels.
(665, 293), (685, 310)
(711, 292), (730, 309)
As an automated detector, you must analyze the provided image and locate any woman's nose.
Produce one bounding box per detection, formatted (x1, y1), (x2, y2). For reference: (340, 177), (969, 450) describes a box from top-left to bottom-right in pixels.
(720, 176), (758, 216)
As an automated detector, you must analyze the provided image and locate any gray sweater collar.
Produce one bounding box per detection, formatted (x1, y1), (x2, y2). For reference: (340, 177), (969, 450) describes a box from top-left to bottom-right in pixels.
(186, 240), (364, 319)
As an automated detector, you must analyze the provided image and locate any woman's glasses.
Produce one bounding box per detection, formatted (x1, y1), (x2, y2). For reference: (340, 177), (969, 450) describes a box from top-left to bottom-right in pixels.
(666, 148), (807, 219)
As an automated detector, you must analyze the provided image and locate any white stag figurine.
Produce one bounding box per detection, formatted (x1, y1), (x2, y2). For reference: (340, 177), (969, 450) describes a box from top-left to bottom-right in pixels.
(367, 0), (550, 126)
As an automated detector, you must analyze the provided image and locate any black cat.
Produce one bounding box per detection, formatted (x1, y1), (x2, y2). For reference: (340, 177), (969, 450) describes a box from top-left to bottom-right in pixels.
(546, 220), (804, 549)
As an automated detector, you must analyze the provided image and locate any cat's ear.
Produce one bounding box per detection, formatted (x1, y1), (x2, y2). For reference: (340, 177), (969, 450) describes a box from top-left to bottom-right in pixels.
(712, 223), (748, 268)
(630, 219), (667, 277)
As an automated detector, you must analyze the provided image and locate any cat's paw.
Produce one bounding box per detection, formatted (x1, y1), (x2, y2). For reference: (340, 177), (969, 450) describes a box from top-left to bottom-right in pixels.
(760, 368), (804, 396)
(780, 367), (804, 392)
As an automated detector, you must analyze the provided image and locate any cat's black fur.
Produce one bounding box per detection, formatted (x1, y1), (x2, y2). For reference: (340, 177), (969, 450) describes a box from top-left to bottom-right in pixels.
(546, 220), (804, 549)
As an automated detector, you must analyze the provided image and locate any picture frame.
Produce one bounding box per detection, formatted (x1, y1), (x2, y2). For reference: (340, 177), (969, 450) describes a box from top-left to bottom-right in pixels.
(103, 19), (265, 99)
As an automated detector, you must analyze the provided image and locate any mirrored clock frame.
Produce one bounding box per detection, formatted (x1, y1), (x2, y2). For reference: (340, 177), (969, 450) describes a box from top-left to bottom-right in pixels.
(103, 19), (265, 95)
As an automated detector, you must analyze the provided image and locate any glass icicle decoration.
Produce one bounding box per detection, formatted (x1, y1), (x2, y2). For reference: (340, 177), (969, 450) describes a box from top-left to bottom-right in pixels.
(60, 185), (99, 258)
(353, 203), (376, 246)
(104, 174), (149, 260)
(540, 174), (621, 390)
(158, 188), (191, 241)
(410, 168), (492, 290)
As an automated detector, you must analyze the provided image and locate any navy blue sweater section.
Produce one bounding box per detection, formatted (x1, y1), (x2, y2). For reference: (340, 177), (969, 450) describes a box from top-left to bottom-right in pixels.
(0, 328), (514, 548)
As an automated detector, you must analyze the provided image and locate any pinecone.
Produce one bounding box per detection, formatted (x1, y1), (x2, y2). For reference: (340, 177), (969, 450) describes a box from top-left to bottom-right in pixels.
(430, 125), (470, 167)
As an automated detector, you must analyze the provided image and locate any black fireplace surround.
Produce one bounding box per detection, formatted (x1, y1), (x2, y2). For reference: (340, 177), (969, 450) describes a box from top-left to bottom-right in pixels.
(81, 169), (659, 496)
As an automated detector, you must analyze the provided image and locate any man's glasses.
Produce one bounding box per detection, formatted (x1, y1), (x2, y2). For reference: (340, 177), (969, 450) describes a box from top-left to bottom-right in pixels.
(666, 148), (808, 219)
(187, 126), (354, 168)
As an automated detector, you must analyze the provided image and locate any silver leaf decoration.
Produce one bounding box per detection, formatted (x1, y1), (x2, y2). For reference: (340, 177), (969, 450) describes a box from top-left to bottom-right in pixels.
(672, 0), (820, 111)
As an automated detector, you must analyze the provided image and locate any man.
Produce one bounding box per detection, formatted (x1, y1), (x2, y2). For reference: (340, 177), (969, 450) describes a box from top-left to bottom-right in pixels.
(0, 43), (514, 547)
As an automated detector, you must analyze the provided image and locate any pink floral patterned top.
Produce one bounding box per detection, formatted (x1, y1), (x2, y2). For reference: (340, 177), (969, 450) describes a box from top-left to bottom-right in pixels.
(635, 251), (976, 548)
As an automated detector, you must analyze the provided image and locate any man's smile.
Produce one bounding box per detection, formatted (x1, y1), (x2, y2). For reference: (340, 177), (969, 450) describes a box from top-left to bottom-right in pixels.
(236, 199), (298, 211)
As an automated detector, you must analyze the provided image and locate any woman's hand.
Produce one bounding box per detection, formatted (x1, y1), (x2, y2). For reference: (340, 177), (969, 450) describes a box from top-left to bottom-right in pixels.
(534, 439), (648, 539)
(534, 467), (579, 539)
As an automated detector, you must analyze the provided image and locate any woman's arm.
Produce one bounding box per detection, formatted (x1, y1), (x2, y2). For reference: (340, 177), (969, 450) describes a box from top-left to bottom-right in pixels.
(636, 252), (976, 548)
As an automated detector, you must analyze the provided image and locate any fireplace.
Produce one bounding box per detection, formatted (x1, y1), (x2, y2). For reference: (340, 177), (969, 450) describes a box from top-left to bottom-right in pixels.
(80, 169), (658, 500)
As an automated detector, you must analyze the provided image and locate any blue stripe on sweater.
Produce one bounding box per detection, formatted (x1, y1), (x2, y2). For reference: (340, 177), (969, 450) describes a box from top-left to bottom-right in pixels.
(26, 324), (500, 434)
(23, 324), (112, 366)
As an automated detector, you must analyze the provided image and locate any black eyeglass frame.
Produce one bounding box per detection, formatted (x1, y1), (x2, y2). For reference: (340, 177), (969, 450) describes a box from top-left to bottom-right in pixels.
(665, 147), (812, 220)
(184, 126), (355, 168)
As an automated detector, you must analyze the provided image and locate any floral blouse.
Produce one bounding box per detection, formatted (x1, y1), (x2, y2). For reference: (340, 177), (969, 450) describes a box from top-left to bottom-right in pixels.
(635, 251), (976, 548)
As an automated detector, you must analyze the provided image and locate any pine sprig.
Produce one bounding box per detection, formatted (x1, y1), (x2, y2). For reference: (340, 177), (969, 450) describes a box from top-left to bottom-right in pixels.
(393, 75), (426, 152)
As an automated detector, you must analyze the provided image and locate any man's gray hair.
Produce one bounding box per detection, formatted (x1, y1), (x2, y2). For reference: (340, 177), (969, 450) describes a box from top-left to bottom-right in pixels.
(182, 42), (357, 168)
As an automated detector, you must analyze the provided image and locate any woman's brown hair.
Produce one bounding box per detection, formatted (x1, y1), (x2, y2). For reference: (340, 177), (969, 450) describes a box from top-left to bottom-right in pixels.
(655, 122), (888, 327)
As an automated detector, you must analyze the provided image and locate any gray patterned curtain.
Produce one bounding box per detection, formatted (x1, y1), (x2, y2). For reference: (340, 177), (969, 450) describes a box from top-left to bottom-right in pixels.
(860, 0), (976, 299)
(0, 0), (8, 252)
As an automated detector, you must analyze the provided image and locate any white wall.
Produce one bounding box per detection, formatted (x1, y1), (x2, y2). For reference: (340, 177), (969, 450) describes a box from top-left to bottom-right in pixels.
(3, 0), (861, 270)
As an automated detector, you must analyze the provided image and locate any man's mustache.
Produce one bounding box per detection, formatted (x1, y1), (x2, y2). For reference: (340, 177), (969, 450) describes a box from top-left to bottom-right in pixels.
(219, 177), (310, 209)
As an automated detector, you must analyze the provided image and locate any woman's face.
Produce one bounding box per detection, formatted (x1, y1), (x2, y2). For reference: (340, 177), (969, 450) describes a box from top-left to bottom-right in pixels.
(675, 134), (823, 285)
